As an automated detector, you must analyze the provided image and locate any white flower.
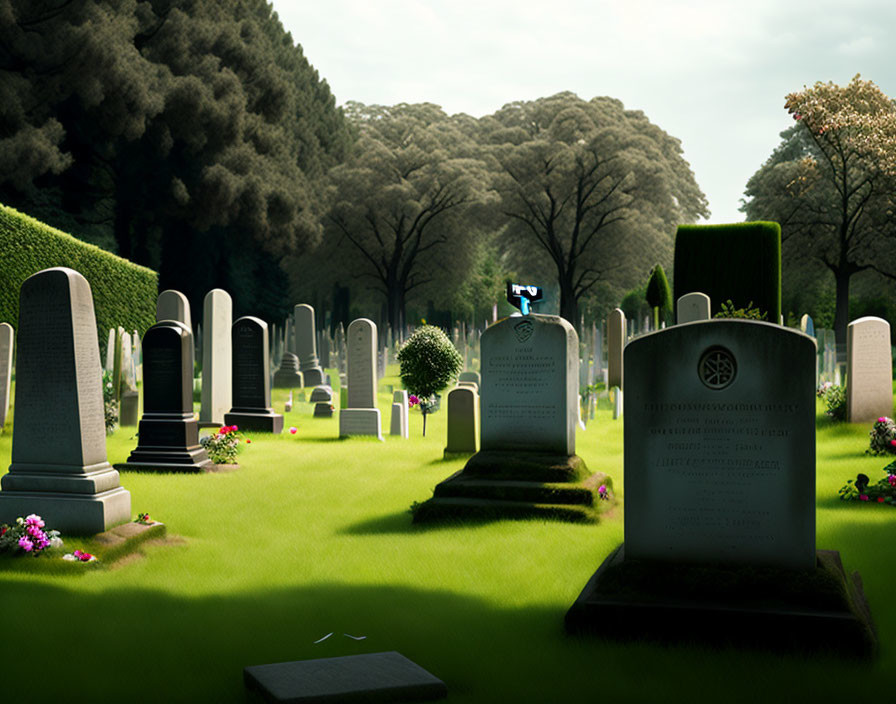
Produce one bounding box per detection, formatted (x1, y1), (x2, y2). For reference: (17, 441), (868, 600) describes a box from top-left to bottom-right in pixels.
(62, 554), (77, 561)
(49, 537), (64, 549)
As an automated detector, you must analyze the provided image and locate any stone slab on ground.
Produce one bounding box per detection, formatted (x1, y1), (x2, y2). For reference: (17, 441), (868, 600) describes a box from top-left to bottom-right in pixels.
(244, 651), (447, 704)
(91, 520), (166, 561)
(565, 543), (876, 658)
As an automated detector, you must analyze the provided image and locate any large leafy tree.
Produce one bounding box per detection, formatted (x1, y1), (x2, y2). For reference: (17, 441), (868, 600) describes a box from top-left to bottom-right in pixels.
(0, 0), (352, 321)
(324, 102), (495, 332)
(742, 75), (896, 344)
(481, 92), (708, 324)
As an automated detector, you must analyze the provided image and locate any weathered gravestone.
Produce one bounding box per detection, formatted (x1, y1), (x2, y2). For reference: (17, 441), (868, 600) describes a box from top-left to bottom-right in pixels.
(390, 389), (409, 438)
(272, 351), (304, 389)
(294, 304), (324, 387)
(415, 314), (612, 522)
(0, 322), (13, 430)
(338, 318), (383, 440)
(677, 292), (711, 324)
(156, 289), (192, 329)
(607, 308), (625, 390)
(847, 316), (893, 423)
(443, 385), (478, 457)
(310, 384), (334, 417)
(224, 317), (283, 433)
(115, 321), (213, 472)
(458, 370), (480, 390)
(104, 327), (116, 373)
(566, 319), (875, 655)
(0, 268), (131, 532)
(200, 288), (232, 427)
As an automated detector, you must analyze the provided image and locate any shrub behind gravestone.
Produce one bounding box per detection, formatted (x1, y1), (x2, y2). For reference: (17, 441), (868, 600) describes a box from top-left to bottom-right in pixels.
(397, 326), (462, 436)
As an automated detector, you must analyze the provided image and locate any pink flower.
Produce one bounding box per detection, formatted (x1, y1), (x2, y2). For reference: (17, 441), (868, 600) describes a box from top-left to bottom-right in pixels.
(860, 494), (869, 501)
(879, 417), (888, 423)
(890, 439), (896, 447)
(408, 395), (419, 407)
(598, 485), (607, 495)
(24, 514), (44, 529)
(289, 427), (297, 434)
(232, 426), (238, 432)
(887, 475), (896, 487)
(18, 537), (33, 552)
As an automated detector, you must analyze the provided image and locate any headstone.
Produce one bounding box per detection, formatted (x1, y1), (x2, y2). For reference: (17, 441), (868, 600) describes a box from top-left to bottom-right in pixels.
(243, 651), (447, 704)
(611, 386), (622, 420)
(120, 390), (139, 426)
(415, 313), (611, 522)
(0, 322), (12, 430)
(444, 385), (478, 456)
(320, 332), (331, 369)
(800, 313), (815, 338)
(199, 288), (233, 426)
(120, 331), (136, 391)
(294, 304), (324, 386)
(115, 321), (213, 472)
(156, 289), (192, 329)
(0, 268), (131, 532)
(313, 401), (334, 418)
(309, 385), (333, 403)
(225, 317), (283, 433)
(847, 316), (893, 422)
(677, 292), (711, 324)
(567, 319), (875, 656)
(133, 329), (142, 383)
(335, 322), (346, 374)
(104, 327), (116, 373)
(338, 318), (383, 440)
(607, 308), (625, 390)
(626, 320), (816, 567)
(459, 371), (480, 387)
(272, 351), (304, 389)
(390, 389), (409, 438)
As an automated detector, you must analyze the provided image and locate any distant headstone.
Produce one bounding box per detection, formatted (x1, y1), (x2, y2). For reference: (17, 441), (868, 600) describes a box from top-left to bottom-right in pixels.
(611, 386), (622, 420)
(390, 389), (409, 438)
(458, 371), (480, 387)
(320, 331), (331, 369)
(800, 313), (815, 337)
(294, 304), (324, 386)
(200, 289), (232, 426)
(607, 308), (625, 391)
(309, 385), (333, 403)
(338, 318), (383, 440)
(116, 321), (213, 472)
(225, 317), (283, 433)
(104, 327), (116, 373)
(157, 289), (194, 368)
(119, 390), (139, 426)
(0, 268), (131, 532)
(272, 351), (304, 389)
(677, 292), (711, 324)
(313, 401), (334, 418)
(415, 313), (611, 522)
(444, 385), (478, 456)
(847, 316), (893, 423)
(0, 322), (12, 430)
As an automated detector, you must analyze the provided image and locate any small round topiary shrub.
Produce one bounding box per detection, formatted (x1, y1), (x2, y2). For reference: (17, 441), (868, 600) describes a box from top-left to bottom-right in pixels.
(397, 325), (462, 436)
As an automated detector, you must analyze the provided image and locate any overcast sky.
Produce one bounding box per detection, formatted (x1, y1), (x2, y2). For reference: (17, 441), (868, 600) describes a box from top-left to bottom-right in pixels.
(276, 1), (896, 224)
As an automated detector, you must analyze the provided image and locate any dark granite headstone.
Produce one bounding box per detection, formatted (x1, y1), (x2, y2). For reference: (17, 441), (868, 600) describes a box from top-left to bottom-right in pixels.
(225, 316), (283, 433)
(115, 321), (213, 472)
(244, 651), (447, 704)
(273, 351), (304, 389)
(0, 268), (131, 532)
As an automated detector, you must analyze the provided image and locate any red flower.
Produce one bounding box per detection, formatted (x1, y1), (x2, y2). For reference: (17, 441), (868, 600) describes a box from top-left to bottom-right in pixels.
(878, 497), (886, 503)
(245, 439), (251, 444)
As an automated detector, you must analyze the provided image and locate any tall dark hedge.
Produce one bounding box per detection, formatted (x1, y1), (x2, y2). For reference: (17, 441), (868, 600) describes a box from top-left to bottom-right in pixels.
(673, 222), (781, 323)
(0, 204), (158, 344)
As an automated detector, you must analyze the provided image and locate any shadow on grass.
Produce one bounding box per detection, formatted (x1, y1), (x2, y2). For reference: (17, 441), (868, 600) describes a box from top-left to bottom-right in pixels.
(0, 577), (874, 704)
(339, 509), (500, 535)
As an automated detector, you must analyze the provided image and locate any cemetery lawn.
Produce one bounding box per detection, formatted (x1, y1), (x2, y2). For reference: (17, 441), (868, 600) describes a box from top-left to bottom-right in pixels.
(0, 375), (894, 703)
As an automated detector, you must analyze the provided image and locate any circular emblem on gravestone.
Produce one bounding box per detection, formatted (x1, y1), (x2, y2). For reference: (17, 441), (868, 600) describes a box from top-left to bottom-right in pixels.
(513, 319), (533, 343)
(698, 346), (736, 390)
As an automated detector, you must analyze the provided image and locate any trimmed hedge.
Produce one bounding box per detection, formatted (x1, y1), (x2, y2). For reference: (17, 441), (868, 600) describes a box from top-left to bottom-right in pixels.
(0, 203), (158, 346)
(673, 222), (781, 323)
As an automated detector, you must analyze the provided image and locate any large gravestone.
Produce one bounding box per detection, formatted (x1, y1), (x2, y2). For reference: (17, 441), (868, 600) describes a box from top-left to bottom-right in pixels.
(0, 322), (12, 430)
(443, 385), (478, 457)
(115, 321), (213, 472)
(677, 292), (711, 324)
(847, 316), (893, 423)
(272, 351), (304, 389)
(566, 320), (875, 655)
(294, 304), (324, 387)
(200, 288), (232, 426)
(607, 308), (625, 390)
(414, 314), (612, 522)
(224, 317), (283, 433)
(338, 318), (383, 439)
(0, 268), (131, 533)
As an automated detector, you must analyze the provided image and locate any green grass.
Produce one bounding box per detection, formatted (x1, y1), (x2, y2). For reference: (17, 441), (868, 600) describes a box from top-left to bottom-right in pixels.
(0, 372), (894, 703)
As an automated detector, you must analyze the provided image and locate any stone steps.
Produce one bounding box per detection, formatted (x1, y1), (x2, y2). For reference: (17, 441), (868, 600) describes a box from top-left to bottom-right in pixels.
(433, 475), (596, 506)
(411, 496), (600, 524)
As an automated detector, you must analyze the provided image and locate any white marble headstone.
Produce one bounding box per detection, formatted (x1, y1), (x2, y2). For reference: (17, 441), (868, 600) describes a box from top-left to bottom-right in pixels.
(200, 288), (233, 424)
(677, 292), (711, 324)
(847, 316), (893, 423)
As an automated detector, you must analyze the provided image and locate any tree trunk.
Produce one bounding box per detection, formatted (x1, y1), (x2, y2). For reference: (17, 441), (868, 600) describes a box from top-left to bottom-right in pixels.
(833, 268), (851, 358)
(422, 408), (427, 437)
(558, 274), (578, 325)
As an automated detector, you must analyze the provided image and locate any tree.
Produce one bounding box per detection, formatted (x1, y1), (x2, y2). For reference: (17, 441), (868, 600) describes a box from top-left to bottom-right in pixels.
(742, 75), (896, 345)
(324, 102), (496, 332)
(482, 92), (708, 324)
(397, 325), (462, 436)
(645, 263), (672, 329)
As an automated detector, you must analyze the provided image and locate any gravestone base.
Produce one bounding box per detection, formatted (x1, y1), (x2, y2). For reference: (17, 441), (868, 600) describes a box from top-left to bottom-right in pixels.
(115, 416), (215, 472)
(339, 408), (383, 440)
(0, 487), (131, 535)
(224, 408), (284, 434)
(565, 544), (876, 658)
(412, 451), (613, 523)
